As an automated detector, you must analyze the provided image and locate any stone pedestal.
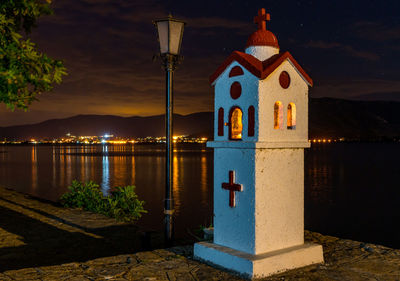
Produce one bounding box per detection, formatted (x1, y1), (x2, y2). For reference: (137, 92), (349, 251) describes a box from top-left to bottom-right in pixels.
(194, 242), (323, 279)
(194, 142), (324, 278)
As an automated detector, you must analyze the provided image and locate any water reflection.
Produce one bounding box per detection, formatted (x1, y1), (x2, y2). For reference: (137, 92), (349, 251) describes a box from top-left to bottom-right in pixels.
(66, 146), (72, 185)
(101, 155), (109, 195)
(6, 143), (399, 247)
(306, 145), (334, 205)
(173, 155), (180, 215)
(200, 155), (208, 206)
(131, 152), (135, 184)
(52, 146), (57, 188)
(31, 145), (37, 191)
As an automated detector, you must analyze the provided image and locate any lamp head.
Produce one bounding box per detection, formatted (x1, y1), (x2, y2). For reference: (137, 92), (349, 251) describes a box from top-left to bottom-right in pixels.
(154, 15), (185, 56)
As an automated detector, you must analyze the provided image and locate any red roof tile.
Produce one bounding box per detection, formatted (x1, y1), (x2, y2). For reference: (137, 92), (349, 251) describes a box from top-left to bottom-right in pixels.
(209, 51), (313, 87)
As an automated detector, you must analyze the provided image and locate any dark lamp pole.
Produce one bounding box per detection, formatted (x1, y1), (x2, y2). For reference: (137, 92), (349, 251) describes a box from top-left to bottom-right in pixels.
(154, 15), (185, 245)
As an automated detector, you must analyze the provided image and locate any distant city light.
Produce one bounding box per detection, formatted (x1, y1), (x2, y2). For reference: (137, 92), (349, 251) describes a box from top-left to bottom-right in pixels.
(309, 138), (335, 144)
(0, 134), (211, 145)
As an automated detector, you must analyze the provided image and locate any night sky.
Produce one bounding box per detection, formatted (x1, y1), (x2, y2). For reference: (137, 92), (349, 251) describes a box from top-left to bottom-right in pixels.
(1, 0), (399, 126)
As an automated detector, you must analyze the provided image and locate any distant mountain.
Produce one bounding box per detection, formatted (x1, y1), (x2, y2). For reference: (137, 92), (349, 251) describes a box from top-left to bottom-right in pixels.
(350, 92), (400, 102)
(309, 98), (400, 139)
(0, 98), (399, 140)
(0, 112), (213, 140)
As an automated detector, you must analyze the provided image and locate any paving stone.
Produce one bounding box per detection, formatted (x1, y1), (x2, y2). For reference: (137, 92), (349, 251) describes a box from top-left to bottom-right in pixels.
(135, 251), (165, 263)
(1, 268), (41, 280)
(2, 186), (400, 280)
(85, 255), (136, 266)
(0, 273), (12, 281)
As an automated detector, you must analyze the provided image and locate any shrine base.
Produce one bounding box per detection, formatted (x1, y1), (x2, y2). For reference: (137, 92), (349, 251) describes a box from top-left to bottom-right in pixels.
(194, 242), (324, 279)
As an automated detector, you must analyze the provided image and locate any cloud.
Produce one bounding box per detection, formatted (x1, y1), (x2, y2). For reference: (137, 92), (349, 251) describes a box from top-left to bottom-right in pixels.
(305, 41), (342, 49)
(351, 21), (400, 41)
(181, 17), (251, 33)
(304, 40), (380, 61)
(312, 78), (400, 100)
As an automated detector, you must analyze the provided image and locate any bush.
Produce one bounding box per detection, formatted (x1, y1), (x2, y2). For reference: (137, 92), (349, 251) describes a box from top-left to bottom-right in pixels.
(60, 180), (147, 222)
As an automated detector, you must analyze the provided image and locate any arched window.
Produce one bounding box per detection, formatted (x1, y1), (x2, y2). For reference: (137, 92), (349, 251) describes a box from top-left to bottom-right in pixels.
(287, 103), (296, 130)
(218, 108), (224, 136)
(229, 107), (243, 140)
(248, 106), (255, 137)
(273, 101), (283, 129)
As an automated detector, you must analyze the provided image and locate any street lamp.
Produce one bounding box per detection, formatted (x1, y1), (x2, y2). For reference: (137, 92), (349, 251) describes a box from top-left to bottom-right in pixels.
(154, 15), (185, 245)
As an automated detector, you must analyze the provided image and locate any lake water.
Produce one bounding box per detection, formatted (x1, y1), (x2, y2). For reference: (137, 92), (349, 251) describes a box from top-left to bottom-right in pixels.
(0, 143), (399, 248)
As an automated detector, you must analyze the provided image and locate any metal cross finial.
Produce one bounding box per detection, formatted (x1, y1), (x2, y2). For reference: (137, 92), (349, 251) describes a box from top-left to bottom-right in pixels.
(254, 8), (270, 31)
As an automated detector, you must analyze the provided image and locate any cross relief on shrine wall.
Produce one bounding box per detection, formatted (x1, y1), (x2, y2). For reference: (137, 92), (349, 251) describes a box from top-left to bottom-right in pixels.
(222, 170), (242, 207)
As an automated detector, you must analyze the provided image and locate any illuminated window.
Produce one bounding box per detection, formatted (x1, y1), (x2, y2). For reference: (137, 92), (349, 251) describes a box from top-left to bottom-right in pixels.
(229, 107), (243, 140)
(273, 101), (283, 129)
(248, 106), (255, 137)
(218, 108), (224, 136)
(287, 103), (296, 130)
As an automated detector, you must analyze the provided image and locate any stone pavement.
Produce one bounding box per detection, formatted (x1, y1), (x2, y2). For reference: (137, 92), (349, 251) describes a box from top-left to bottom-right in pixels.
(1, 186), (400, 280)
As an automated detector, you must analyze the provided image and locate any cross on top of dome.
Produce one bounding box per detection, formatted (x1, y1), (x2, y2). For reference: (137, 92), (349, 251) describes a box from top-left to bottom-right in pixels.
(254, 8), (270, 31)
(245, 8), (279, 52)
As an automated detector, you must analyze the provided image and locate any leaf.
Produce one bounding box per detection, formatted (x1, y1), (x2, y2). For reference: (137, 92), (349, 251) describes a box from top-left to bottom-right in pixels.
(60, 181), (146, 222)
(0, 0), (66, 109)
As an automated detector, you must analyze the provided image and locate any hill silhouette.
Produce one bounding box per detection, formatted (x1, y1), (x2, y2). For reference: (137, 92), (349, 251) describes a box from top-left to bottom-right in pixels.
(0, 112), (213, 140)
(309, 98), (400, 139)
(0, 98), (399, 140)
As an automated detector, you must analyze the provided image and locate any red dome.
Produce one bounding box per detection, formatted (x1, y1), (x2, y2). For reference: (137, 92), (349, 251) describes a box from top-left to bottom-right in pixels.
(245, 29), (279, 49)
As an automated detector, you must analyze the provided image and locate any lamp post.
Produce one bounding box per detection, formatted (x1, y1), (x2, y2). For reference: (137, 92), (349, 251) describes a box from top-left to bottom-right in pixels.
(154, 15), (185, 245)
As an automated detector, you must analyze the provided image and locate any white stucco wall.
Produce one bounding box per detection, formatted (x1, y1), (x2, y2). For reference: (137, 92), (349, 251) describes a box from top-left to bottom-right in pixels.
(254, 148), (304, 254)
(258, 59), (309, 143)
(211, 146), (305, 255)
(213, 147), (256, 254)
(214, 62), (259, 142)
(245, 46), (279, 61)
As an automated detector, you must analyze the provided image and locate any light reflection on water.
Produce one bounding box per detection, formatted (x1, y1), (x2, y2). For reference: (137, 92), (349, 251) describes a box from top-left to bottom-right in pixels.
(0, 144), (213, 237)
(101, 155), (109, 195)
(31, 145), (37, 191)
(0, 143), (399, 247)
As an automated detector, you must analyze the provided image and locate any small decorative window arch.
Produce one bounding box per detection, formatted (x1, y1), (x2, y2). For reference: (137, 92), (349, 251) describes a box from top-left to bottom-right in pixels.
(218, 108), (224, 136)
(273, 101), (283, 129)
(230, 81), (242, 99)
(279, 71), (290, 89)
(248, 106), (255, 137)
(287, 103), (296, 130)
(229, 107), (243, 140)
(229, 66), (244, 77)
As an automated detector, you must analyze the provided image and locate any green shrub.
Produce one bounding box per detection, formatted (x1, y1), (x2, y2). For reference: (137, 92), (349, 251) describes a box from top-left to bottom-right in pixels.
(60, 180), (147, 222)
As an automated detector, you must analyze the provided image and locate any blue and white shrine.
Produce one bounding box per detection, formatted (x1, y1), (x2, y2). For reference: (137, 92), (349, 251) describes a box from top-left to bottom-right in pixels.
(194, 8), (324, 278)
